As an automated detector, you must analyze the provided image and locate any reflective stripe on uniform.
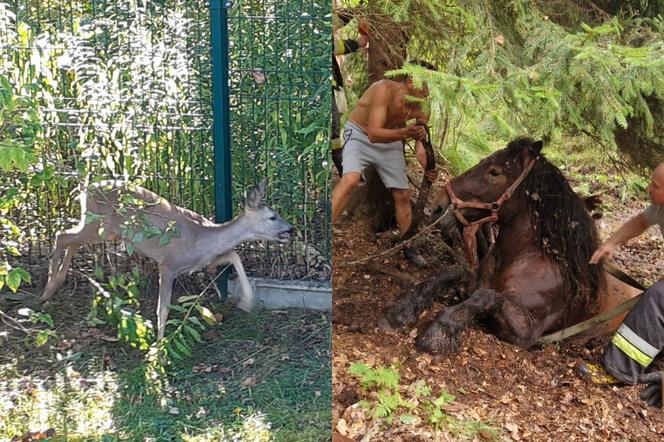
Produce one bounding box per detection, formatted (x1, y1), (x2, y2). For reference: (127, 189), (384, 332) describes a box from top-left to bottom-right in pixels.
(611, 332), (654, 368)
(617, 324), (659, 359)
(334, 39), (346, 56)
(331, 138), (342, 150)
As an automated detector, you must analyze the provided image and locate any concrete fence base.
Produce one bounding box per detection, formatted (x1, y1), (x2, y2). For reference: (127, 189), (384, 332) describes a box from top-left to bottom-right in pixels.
(227, 277), (331, 311)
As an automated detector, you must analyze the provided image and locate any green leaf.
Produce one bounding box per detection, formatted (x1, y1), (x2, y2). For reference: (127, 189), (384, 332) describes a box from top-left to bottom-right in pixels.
(399, 414), (419, 425)
(35, 330), (50, 347)
(196, 305), (217, 325)
(126, 243), (135, 256)
(174, 337), (192, 356)
(168, 304), (187, 313)
(177, 295), (199, 304)
(184, 324), (202, 343)
(188, 316), (206, 330)
(14, 268), (30, 284)
(168, 345), (184, 361)
(159, 235), (170, 246)
(6, 246), (20, 256)
(6, 269), (21, 292)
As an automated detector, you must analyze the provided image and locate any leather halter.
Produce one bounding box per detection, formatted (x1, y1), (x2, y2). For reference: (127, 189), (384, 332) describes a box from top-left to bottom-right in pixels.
(445, 157), (537, 267)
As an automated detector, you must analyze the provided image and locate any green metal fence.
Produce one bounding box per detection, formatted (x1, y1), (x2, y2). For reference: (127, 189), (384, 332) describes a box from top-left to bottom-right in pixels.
(226, 0), (331, 279)
(0, 0), (330, 284)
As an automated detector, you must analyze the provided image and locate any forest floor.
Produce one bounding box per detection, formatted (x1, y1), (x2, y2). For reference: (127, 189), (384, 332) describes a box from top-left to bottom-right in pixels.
(332, 144), (664, 441)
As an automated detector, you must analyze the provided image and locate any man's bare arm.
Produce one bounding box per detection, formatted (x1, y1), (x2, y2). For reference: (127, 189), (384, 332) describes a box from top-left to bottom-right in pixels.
(365, 101), (408, 143)
(589, 213), (652, 264)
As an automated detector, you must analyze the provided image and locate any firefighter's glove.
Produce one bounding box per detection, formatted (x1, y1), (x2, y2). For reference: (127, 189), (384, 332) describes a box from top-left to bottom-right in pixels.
(638, 372), (663, 408)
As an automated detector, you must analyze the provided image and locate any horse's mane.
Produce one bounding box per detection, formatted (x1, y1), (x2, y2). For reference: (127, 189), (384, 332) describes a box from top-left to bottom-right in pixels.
(507, 138), (603, 317)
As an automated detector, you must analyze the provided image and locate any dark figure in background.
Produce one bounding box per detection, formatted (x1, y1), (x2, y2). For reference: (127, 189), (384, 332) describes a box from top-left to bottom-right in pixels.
(332, 12), (368, 175)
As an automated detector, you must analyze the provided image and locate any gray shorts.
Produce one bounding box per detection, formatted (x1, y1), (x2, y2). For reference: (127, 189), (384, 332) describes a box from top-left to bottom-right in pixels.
(341, 121), (408, 189)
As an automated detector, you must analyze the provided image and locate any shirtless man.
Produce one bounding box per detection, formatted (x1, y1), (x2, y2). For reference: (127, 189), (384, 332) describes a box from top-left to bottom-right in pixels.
(331, 61), (438, 262)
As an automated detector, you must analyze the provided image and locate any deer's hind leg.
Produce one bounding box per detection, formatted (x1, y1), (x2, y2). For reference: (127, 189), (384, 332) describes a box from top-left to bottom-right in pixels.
(42, 221), (110, 301)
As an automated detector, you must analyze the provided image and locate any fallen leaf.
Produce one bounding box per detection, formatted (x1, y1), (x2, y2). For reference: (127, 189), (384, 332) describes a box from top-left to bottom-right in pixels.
(241, 375), (257, 388)
(336, 418), (348, 436)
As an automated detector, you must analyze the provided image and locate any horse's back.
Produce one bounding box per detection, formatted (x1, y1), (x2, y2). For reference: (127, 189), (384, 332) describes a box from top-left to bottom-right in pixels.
(578, 272), (641, 340)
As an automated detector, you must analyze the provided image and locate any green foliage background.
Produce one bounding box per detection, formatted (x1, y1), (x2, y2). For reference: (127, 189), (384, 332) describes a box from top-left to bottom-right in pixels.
(0, 0), (330, 294)
(338, 0), (664, 175)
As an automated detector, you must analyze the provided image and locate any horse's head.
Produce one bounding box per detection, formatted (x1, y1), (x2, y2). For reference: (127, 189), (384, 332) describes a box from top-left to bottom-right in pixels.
(431, 137), (544, 227)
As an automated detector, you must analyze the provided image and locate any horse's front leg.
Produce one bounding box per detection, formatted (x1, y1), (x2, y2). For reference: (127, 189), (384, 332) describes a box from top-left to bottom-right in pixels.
(416, 289), (543, 354)
(416, 288), (502, 354)
(378, 265), (466, 331)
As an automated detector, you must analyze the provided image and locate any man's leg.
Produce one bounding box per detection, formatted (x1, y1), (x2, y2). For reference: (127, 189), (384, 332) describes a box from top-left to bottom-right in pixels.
(392, 188), (412, 237)
(332, 172), (362, 224)
(603, 281), (664, 384)
(392, 188), (428, 267)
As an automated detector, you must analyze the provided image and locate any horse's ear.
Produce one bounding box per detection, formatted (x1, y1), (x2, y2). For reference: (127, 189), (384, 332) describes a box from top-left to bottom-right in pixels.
(530, 140), (544, 156)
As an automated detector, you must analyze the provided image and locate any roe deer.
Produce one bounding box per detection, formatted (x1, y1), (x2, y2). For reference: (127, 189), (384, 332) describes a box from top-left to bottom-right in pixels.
(42, 179), (293, 339)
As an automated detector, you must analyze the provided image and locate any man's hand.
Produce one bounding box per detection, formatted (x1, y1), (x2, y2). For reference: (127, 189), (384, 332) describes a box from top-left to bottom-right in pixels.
(416, 140), (438, 182)
(403, 124), (426, 141)
(589, 240), (617, 264)
(357, 33), (368, 49)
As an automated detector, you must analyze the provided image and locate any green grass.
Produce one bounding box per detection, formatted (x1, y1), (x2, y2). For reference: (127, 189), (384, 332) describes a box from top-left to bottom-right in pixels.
(0, 306), (331, 442)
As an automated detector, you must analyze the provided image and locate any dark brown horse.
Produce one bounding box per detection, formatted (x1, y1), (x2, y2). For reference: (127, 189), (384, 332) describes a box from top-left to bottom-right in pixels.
(381, 137), (639, 353)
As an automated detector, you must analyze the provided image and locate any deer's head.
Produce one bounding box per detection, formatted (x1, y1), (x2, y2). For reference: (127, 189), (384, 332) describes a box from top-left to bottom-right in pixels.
(244, 179), (293, 243)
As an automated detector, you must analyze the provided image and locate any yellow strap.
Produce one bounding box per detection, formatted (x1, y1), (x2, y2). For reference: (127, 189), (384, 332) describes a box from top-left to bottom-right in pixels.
(331, 138), (342, 150)
(612, 333), (653, 367)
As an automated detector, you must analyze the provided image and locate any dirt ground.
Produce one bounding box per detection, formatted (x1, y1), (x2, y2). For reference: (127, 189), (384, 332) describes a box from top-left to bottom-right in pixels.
(332, 160), (664, 441)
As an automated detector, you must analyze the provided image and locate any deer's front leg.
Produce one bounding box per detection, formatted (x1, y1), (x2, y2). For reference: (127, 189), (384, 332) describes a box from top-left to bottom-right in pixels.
(220, 251), (254, 312)
(157, 268), (176, 340)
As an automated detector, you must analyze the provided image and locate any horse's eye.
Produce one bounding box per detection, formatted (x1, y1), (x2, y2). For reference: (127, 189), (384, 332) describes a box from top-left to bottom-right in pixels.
(488, 168), (501, 177)
(269, 216), (278, 221)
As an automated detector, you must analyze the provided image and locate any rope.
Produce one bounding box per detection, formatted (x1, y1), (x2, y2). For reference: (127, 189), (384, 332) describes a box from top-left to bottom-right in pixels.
(338, 207), (453, 267)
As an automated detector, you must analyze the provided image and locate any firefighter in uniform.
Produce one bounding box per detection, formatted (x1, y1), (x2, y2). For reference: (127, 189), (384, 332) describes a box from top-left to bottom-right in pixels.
(590, 162), (664, 407)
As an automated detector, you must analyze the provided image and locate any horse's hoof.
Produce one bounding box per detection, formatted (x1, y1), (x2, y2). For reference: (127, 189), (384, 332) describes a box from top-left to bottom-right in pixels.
(377, 315), (396, 332)
(403, 246), (428, 268)
(415, 322), (459, 355)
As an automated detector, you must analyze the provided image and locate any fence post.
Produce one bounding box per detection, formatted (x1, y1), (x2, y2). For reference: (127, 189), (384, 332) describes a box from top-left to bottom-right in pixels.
(210, 0), (233, 299)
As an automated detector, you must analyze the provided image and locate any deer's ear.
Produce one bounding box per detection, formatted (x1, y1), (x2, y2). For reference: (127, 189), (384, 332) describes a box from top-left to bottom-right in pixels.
(257, 178), (268, 197)
(246, 179), (267, 210)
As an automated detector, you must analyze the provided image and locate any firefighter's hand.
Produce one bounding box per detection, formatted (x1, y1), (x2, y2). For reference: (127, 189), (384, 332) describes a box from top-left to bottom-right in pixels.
(639, 372), (663, 408)
(589, 240), (617, 265)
